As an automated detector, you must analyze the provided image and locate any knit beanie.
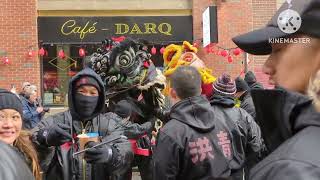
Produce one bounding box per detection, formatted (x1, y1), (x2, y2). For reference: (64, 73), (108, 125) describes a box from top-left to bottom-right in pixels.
(114, 100), (132, 118)
(244, 71), (257, 84)
(235, 77), (250, 92)
(75, 76), (101, 92)
(0, 89), (23, 116)
(213, 73), (236, 95)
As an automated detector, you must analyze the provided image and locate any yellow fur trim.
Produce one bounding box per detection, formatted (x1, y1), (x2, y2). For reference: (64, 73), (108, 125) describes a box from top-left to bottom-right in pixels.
(183, 41), (198, 53)
(163, 44), (183, 68)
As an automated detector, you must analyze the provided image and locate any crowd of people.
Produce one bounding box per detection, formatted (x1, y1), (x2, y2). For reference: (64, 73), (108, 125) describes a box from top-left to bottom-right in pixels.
(1, 0), (320, 180)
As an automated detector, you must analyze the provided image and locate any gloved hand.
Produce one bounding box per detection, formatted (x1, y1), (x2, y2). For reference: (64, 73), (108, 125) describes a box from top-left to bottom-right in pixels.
(84, 141), (113, 164)
(137, 135), (151, 149)
(37, 123), (72, 147)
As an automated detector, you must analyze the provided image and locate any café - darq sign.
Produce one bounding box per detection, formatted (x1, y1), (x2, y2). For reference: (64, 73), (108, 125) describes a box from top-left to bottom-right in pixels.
(38, 16), (193, 43)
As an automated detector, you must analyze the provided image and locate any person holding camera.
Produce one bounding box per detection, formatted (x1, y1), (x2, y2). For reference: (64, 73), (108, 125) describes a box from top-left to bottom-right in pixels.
(21, 85), (44, 129)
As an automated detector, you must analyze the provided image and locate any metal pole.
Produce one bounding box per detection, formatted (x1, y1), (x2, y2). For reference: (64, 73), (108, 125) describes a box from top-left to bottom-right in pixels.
(244, 52), (248, 74)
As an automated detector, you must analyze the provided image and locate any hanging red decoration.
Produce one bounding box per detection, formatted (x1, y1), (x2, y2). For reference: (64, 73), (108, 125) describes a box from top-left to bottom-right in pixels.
(79, 48), (86, 57)
(205, 45), (211, 53)
(111, 36), (126, 42)
(38, 47), (45, 56)
(227, 55), (233, 63)
(58, 49), (65, 59)
(160, 47), (165, 54)
(44, 50), (48, 57)
(220, 50), (229, 57)
(151, 46), (157, 55)
(3, 57), (9, 65)
(233, 48), (242, 56)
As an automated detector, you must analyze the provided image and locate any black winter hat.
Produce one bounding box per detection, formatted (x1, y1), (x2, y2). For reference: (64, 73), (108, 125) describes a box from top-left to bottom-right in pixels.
(233, 0), (320, 55)
(244, 71), (257, 84)
(235, 77), (250, 92)
(114, 100), (132, 118)
(0, 89), (23, 116)
(75, 76), (101, 92)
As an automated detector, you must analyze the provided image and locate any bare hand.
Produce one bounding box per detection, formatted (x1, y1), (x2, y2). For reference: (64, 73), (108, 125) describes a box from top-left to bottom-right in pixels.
(36, 107), (44, 113)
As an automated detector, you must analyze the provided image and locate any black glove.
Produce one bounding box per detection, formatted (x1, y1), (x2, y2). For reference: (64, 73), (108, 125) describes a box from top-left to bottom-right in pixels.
(84, 141), (113, 164)
(137, 136), (151, 149)
(37, 123), (72, 147)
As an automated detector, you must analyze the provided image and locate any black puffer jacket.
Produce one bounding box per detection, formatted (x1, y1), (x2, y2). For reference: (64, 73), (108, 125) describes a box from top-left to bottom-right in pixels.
(239, 91), (256, 119)
(104, 112), (154, 139)
(0, 141), (34, 180)
(210, 94), (264, 176)
(32, 68), (133, 180)
(249, 89), (320, 180)
(153, 95), (234, 180)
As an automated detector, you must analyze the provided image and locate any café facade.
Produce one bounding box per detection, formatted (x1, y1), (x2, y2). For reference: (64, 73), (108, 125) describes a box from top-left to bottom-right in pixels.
(0, 0), (279, 108)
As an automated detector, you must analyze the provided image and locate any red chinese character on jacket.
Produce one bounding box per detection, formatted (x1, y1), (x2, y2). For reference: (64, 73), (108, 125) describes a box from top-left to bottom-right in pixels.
(189, 137), (214, 164)
(217, 131), (232, 158)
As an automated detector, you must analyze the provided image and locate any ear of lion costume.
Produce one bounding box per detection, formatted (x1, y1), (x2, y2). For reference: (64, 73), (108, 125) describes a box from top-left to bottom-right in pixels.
(163, 41), (216, 98)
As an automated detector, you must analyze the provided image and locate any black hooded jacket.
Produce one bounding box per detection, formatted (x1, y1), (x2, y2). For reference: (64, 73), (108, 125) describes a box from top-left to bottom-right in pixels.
(210, 94), (264, 176)
(32, 68), (133, 180)
(239, 91), (256, 119)
(249, 89), (320, 180)
(153, 95), (233, 180)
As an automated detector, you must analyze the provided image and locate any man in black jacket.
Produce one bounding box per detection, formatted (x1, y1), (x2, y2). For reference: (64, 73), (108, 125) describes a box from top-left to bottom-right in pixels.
(153, 66), (233, 180)
(235, 77), (256, 119)
(233, 0), (320, 179)
(211, 74), (264, 179)
(32, 68), (133, 180)
(244, 71), (263, 90)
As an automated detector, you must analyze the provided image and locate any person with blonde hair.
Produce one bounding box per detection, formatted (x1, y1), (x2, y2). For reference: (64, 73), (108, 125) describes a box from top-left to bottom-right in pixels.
(0, 88), (41, 180)
(21, 85), (44, 129)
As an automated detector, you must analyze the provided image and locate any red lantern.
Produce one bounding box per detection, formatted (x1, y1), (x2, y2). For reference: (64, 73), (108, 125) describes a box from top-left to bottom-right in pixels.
(151, 46), (157, 55)
(227, 55), (233, 63)
(205, 46), (211, 53)
(160, 47), (165, 54)
(79, 48), (86, 57)
(38, 47), (45, 56)
(58, 49), (65, 59)
(220, 50), (229, 57)
(233, 48), (242, 56)
(3, 57), (9, 65)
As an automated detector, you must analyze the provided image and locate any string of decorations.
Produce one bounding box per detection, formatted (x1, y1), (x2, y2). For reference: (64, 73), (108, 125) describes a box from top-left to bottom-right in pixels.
(1, 36), (244, 65)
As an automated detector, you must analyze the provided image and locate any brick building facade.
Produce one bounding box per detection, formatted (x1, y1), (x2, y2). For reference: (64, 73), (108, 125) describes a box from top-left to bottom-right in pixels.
(0, 0), (278, 106)
(0, 0), (39, 90)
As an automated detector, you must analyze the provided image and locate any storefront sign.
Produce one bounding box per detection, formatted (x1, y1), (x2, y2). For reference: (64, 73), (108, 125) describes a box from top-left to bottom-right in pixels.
(38, 16), (193, 43)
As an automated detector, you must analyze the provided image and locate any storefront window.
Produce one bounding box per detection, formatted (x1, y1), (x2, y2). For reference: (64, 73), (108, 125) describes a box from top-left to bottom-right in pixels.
(41, 44), (100, 106)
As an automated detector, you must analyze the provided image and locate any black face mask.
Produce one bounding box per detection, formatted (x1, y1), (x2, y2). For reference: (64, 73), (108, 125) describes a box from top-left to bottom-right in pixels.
(74, 93), (99, 120)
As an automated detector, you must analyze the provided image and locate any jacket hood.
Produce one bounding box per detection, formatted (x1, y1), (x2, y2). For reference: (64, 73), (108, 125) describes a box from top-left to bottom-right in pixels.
(68, 68), (105, 120)
(210, 93), (235, 108)
(170, 95), (215, 132)
(251, 88), (320, 152)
